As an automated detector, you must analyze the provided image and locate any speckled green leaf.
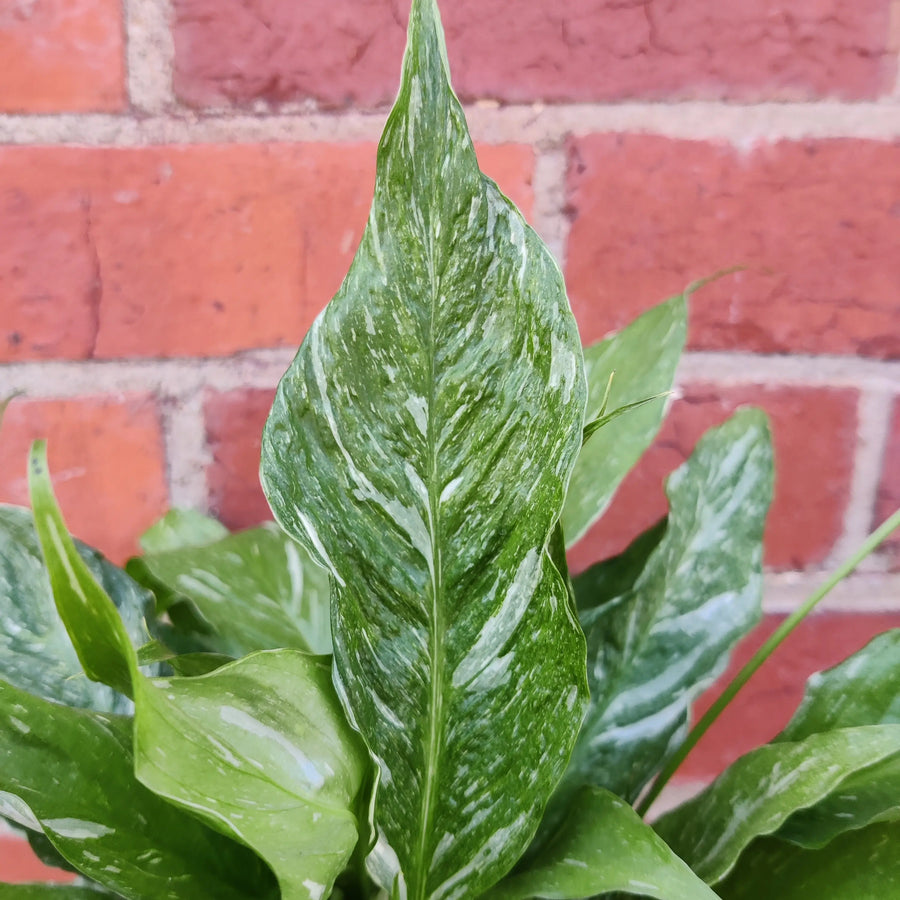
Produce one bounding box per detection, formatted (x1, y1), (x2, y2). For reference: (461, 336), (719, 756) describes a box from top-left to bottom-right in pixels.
(261, 1), (588, 897)
(544, 409), (772, 835)
(715, 821), (900, 899)
(137, 510), (229, 555)
(133, 651), (367, 900)
(562, 295), (686, 548)
(0, 678), (277, 900)
(653, 725), (900, 884)
(0, 504), (153, 713)
(487, 788), (719, 900)
(130, 523), (331, 656)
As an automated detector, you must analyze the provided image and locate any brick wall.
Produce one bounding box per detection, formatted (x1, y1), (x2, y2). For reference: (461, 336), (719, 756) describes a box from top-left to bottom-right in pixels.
(1, 0), (900, 879)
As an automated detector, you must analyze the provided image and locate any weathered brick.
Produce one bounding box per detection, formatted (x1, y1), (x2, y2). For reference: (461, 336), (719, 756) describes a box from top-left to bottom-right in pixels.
(0, 144), (532, 361)
(568, 385), (858, 573)
(681, 612), (900, 780)
(0, 396), (169, 563)
(566, 136), (900, 359)
(205, 388), (276, 530)
(0, 0), (125, 112)
(173, 0), (895, 108)
(874, 399), (900, 569)
(0, 835), (76, 883)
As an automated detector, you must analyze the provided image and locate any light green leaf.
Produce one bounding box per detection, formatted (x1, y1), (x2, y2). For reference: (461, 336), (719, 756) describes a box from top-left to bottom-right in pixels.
(0, 504), (153, 713)
(132, 650), (367, 900)
(546, 409), (772, 830)
(487, 788), (720, 900)
(562, 294), (686, 547)
(260, 1), (588, 897)
(715, 821), (900, 899)
(130, 523), (332, 656)
(138, 509), (229, 555)
(0, 678), (277, 900)
(653, 725), (900, 884)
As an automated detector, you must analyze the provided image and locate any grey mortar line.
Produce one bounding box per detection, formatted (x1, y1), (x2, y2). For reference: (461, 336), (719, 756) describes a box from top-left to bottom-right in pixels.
(531, 141), (570, 269)
(123, 0), (176, 113)
(762, 572), (900, 614)
(4, 101), (900, 147)
(160, 387), (212, 511)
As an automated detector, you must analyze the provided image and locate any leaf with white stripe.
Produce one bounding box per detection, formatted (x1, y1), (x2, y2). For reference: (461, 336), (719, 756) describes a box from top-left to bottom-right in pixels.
(261, 1), (588, 897)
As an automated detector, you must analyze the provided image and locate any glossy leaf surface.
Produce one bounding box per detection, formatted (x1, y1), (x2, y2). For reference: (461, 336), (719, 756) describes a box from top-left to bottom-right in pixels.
(488, 788), (719, 900)
(133, 651), (367, 900)
(561, 295), (686, 547)
(653, 724), (900, 884)
(132, 523), (332, 656)
(716, 821), (900, 899)
(0, 504), (152, 713)
(137, 510), (229, 555)
(261, 1), (588, 897)
(0, 679), (276, 900)
(549, 409), (772, 824)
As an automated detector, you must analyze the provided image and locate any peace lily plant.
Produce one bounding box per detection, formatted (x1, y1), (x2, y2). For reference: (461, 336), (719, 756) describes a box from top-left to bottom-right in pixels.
(2, 2), (899, 898)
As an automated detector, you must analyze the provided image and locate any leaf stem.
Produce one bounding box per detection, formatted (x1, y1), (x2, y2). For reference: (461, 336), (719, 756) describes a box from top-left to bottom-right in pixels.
(636, 506), (900, 818)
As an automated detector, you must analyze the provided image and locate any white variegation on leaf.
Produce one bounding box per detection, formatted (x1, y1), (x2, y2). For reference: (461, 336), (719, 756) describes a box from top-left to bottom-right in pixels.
(261, 0), (588, 897)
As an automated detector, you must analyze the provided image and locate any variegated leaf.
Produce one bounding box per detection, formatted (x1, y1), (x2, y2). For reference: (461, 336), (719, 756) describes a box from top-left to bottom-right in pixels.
(261, 1), (588, 897)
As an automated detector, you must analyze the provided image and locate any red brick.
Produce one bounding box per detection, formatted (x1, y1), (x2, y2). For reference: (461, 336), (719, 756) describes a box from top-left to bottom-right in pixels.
(0, 144), (532, 361)
(0, 395), (169, 563)
(0, 0), (125, 112)
(173, 0), (895, 108)
(0, 835), (76, 883)
(568, 385), (858, 573)
(566, 136), (900, 359)
(205, 388), (276, 530)
(874, 399), (900, 569)
(680, 612), (900, 780)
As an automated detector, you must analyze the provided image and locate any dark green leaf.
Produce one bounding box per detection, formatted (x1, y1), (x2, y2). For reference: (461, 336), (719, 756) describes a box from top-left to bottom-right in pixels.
(548, 410), (772, 827)
(0, 678), (277, 900)
(131, 523), (332, 656)
(261, 1), (588, 896)
(0, 886), (113, 899)
(132, 650), (368, 900)
(715, 821), (900, 899)
(137, 510), (229, 555)
(653, 725), (900, 884)
(562, 294), (686, 547)
(487, 788), (719, 900)
(0, 504), (152, 713)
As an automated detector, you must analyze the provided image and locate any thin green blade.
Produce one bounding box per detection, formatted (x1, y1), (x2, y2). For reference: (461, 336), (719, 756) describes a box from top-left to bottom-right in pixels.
(261, 1), (588, 897)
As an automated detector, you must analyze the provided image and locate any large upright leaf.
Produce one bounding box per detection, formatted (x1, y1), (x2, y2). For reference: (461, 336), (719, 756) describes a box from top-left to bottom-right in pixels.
(562, 295), (686, 547)
(26, 449), (369, 900)
(0, 678), (277, 900)
(653, 724), (900, 884)
(487, 788), (719, 900)
(0, 504), (153, 713)
(261, 1), (588, 896)
(130, 523), (332, 656)
(715, 821), (900, 899)
(545, 409), (772, 829)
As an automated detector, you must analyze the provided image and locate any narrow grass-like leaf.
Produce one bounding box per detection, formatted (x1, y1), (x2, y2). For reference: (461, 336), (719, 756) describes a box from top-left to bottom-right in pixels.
(130, 523), (331, 656)
(132, 650), (367, 900)
(0, 679), (277, 900)
(562, 294), (686, 547)
(545, 409), (772, 833)
(487, 788), (720, 900)
(261, 2), (588, 897)
(0, 505), (152, 712)
(653, 725), (900, 884)
(715, 821), (900, 899)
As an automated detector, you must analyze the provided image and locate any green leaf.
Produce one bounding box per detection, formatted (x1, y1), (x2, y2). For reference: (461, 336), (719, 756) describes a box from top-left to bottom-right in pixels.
(0, 678), (277, 900)
(487, 788), (720, 900)
(561, 294), (686, 547)
(132, 650), (367, 900)
(137, 509), (229, 555)
(715, 821), (900, 899)
(0, 887), (113, 899)
(653, 724), (900, 884)
(130, 523), (332, 656)
(548, 409), (772, 826)
(261, 1), (588, 896)
(0, 504), (153, 713)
